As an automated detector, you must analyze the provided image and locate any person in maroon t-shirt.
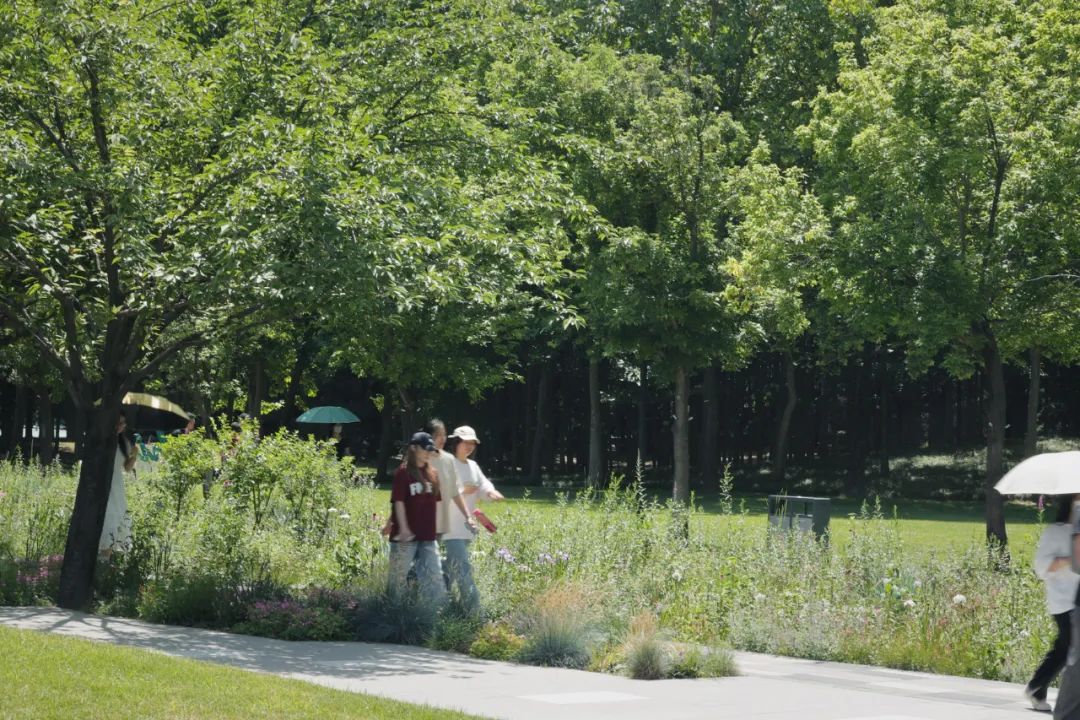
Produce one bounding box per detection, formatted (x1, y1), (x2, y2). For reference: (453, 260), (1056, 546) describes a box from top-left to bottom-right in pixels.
(387, 431), (447, 605)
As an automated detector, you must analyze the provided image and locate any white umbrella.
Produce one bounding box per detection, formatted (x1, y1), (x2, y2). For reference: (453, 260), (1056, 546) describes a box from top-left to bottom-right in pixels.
(994, 451), (1080, 495)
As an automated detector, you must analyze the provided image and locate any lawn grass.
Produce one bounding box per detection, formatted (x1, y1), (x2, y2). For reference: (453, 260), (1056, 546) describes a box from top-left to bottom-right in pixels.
(370, 480), (1046, 559)
(0, 626), (483, 720)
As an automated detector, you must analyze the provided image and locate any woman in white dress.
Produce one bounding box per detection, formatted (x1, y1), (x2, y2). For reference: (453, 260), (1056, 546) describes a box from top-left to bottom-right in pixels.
(99, 413), (136, 555)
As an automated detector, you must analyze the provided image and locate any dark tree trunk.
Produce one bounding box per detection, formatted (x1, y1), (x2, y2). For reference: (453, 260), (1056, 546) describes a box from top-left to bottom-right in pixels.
(879, 357), (890, 477)
(38, 388), (54, 465)
(637, 363), (648, 467)
(773, 353), (797, 481)
(673, 366), (690, 504)
(376, 398), (396, 481)
(701, 365), (719, 487)
(11, 383), (28, 457)
(246, 357), (266, 420)
(397, 386), (421, 442)
(1, 381), (15, 457)
(983, 331), (1009, 550)
(283, 328), (316, 431)
(58, 397), (123, 609)
(1025, 347), (1041, 458)
(528, 362), (553, 483)
(588, 357), (603, 488)
(944, 377), (957, 451)
(844, 351), (868, 497)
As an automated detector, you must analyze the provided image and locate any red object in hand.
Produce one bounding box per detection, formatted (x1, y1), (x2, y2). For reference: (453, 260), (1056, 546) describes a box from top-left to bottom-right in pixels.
(473, 509), (497, 533)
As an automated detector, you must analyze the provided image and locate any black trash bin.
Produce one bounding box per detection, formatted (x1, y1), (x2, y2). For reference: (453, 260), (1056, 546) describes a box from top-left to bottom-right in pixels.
(767, 494), (830, 540)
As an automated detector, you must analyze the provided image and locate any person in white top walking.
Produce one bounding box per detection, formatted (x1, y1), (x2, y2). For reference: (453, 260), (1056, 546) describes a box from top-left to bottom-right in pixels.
(1026, 495), (1080, 713)
(440, 425), (503, 613)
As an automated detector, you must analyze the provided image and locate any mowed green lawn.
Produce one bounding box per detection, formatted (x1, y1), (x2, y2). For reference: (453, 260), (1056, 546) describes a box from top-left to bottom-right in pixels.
(373, 483), (1047, 560)
(0, 626), (483, 720)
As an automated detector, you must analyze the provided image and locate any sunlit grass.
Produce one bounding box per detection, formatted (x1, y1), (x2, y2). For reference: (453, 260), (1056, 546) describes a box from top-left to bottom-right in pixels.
(0, 626), (484, 720)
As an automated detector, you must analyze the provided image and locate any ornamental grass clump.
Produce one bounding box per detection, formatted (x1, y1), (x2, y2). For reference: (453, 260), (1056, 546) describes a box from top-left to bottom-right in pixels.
(518, 583), (594, 669)
(623, 612), (666, 680)
(668, 644), (739, 678)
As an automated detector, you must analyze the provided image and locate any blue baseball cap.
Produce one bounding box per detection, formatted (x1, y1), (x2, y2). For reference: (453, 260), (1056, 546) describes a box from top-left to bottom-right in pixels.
(409, 431), (437, 451)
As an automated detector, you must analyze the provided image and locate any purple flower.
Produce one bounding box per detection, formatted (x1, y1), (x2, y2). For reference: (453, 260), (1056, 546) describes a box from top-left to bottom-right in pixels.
(537, 553), (555, 565)
(495, 548), (515, 563)
(556, 551), (570, 563)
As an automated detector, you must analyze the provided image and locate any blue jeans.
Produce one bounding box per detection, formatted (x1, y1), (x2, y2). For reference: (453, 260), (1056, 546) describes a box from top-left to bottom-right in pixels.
(441, 538), (480, 613)
(388, 541), (446, 607)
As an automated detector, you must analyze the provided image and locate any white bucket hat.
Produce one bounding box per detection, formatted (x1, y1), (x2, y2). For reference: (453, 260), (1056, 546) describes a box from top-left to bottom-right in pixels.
(450, 425), (481, 444)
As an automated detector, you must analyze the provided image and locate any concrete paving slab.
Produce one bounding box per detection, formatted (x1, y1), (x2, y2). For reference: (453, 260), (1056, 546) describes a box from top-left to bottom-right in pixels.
(0, 607), (1055, 719)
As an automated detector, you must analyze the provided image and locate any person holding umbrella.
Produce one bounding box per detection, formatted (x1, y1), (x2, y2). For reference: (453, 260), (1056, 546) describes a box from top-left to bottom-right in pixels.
(995, 452), (1080, 717)
(99, 412), (137, 557)
(1025, 495), (1080, 712)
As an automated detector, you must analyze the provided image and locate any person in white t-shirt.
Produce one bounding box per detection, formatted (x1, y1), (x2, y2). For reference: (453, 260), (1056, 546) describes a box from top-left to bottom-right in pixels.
(1025, 494), (1080, 713)
(441, 425), (503, 613)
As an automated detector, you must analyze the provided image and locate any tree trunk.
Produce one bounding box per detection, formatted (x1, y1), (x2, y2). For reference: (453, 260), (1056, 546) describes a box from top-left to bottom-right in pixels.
(701, 365), (719, 487)
(773, 353), (797, 481)
(1025, 347), (1041, 458)
(528, 362), (553, 483)
(983, 331), (1009, 550)
(944, 377), (957, 451)
(38, 388), (54, 465)
(588, 357), (603, 488)
(637, 363), (648, 467)
(879, 358), (890, 477)
(376, 397), (396, 480)
(283, 332), (315, 431)
(844, 352), (868, 497)
(246, 357), (266, 420)
(397, 387), (419, 442)
(58, 394), (122, 610)
(673, 366), (690, 504)
(1, 381), (15, 458)
(10, 383), (28, 458)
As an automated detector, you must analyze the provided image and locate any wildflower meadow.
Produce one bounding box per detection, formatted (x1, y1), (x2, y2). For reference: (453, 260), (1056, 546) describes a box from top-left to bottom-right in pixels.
(0, 432), (1055, 682)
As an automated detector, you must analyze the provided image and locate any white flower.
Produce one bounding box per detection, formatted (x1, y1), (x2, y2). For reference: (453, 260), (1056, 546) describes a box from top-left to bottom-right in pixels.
(327, 507), (339, 514)
(671, 569), (682, 582)
(952, 594), (967, 606)
(754, 592), (767, 602)
(339, 513), (351, 521)
(913, 580), (922, 589)
(903, 599), (916, 608)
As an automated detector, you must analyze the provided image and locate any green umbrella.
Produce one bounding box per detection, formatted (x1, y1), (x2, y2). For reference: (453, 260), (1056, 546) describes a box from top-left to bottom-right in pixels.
(295, 406), (360, 424)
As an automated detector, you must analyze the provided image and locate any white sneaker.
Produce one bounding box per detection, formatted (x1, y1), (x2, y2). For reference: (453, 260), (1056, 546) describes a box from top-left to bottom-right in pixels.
(1025, 686), (1052, 712)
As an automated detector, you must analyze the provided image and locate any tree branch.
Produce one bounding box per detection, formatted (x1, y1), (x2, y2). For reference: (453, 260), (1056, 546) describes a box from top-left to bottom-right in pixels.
(0, 297), (73, 387)
(0, 243), (88, 381)
(7, 95), (83, 173)
(124, 308), (265, 390)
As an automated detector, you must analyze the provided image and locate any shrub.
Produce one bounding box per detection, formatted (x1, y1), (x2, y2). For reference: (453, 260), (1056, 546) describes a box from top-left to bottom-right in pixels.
(0, 554), (63, 605)
(234, 598), (349, 641)
(469, 622), (527, 661)
(137, 574), (231, 627)
(429, 603), (484, 653)
(156, 430), (217, 520)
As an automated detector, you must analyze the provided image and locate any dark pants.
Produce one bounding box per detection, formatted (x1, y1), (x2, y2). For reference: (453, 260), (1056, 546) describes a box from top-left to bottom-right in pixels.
(1032, 611), (1072, 701)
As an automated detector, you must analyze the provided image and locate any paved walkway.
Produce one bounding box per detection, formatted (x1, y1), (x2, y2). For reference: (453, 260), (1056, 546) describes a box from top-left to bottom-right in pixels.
(0, 607), (1054, 719)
